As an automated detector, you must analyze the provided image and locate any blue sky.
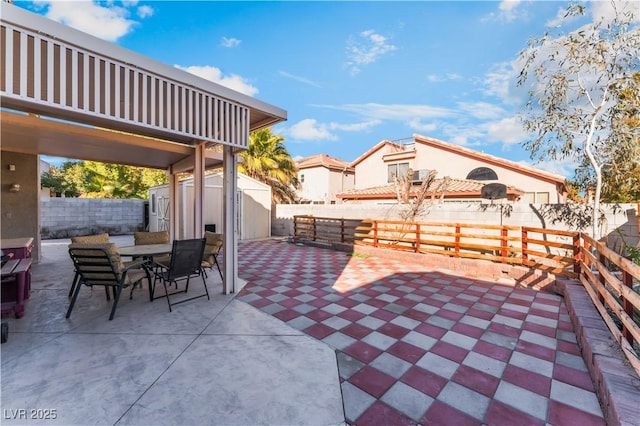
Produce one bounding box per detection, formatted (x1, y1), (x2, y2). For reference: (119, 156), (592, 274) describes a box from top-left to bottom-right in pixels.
(18, 1), (635, 177)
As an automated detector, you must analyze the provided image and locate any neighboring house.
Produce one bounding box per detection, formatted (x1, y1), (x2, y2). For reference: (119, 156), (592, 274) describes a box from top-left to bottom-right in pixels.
(296, 154), (355, 204)
(148, 172), (271, 240)
(339, 133), (567, 204)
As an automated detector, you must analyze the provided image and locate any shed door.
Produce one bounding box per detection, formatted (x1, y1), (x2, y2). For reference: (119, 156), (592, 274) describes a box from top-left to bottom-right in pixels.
(157, 196), (170, 231)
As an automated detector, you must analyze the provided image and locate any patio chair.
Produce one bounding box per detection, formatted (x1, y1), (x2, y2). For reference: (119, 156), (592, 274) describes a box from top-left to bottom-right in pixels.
(201, 231), (223, 282)
(134, 231), (169, 246)
(68, 233), (111, 298)
(153, 238), (209, 312)
(133, 230), (171, 267)
(66, 243), (151, 321)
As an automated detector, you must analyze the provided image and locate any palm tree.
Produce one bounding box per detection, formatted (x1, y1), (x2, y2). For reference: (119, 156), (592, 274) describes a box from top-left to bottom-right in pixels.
(238, 128), (299, 203)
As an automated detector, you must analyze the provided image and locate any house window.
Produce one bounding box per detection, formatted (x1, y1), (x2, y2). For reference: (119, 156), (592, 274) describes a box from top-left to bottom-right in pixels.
(300, 174), (305, 183)
(536, 192), (549, 203)
(466, 167), (498, 181)
(523, 192), (550, 203)
(151, 193), (156, 214)
(387, 162), (410, 183)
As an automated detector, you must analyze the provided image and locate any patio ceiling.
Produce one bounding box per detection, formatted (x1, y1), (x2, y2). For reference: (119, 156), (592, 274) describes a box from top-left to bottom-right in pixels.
(1, 110), (224, 171)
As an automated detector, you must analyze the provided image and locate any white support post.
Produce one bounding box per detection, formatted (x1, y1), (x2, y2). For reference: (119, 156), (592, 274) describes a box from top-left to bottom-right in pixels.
(194, 142), (205, 238)
(222, 145), (239, 294)
(168, 170), (179, 241)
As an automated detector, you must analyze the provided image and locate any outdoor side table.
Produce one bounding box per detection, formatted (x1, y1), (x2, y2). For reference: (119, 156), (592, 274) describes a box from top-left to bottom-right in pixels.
(1, 258), (33, 318)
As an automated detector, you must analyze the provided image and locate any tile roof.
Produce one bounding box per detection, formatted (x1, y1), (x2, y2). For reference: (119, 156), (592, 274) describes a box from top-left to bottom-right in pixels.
(337, 177), (524, 201)
(297, 154), (355, 172)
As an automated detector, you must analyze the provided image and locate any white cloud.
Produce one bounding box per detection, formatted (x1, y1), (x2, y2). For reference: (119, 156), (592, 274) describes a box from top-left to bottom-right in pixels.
(345, 29), (397, 75)
(480, 61), (522, 105)
(33, 1), (153, 42)
(458, 102), (506, 120)
(289, 119), (337, 141)
(278, 71), (321, 88)
(408, 119), (437, 133)
(590, 0), (640, 24)
(174, 65), (258, 96)
(330, 120), (381, 132)
(221, 37), (241, 48)
(482, 0), (527, 23)
(137, 5), (153, 19)
(519, 157), (576, 178)
(483, 117), (528, 145)
(315, 103), (453, 121)
(427, 73), (463, 83)
(545, 6), (576, 28)
(441, 124), (485, 147)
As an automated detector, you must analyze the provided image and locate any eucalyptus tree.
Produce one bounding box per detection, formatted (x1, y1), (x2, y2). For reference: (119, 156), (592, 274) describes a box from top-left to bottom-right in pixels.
(517, 1), (640, 237)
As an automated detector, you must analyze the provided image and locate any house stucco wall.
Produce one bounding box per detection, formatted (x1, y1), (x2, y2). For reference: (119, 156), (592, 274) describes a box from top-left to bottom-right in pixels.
(298, 167), (331, 202)
(354, 144), (398, 188)
(299, 166), (355, 204)
(1, 151), (41, 260)
(353, 141), (563, 203)
(410, 143), (562, 202)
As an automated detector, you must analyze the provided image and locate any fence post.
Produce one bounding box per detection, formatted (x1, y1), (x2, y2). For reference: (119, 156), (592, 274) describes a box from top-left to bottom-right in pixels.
(573, 233), (581, 276)
(598, 252), (606, 305)
(312, 217), (317, 242)
(454, 224), (460, 257)
(373, 220), (378, 247)
(501, 226), (508, 263)
(521, 227), (528, 265)
(622, 271), (635, 345)
(293, 215), (299, 241)
(341, 219), (345, 243)
(415, 223), (421, 253)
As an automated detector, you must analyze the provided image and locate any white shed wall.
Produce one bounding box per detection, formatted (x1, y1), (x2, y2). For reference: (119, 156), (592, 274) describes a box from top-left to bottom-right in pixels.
(148, 173), (271, 240)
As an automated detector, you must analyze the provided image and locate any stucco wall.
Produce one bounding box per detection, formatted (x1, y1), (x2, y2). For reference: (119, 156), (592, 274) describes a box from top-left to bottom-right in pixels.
(40, 198), (145, 238)
(354, 142), (563, 203)
(1, 151), (41, 260)
(298, 167), (331, 202)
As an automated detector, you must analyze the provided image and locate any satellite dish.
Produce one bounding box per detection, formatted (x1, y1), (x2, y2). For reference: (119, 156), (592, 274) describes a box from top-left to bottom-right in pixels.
(467, 167), (498, 181)
(481, 183), (507, 200)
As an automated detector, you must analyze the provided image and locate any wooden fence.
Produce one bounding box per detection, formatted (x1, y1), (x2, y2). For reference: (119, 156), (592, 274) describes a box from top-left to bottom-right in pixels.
(293, 215), (640, 373)
(293, 215), (579, 277)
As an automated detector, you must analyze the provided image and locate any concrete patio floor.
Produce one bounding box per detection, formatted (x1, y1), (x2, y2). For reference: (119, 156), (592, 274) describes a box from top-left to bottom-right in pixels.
(0, 236), (620, 425)
(1, 236), (343, 426)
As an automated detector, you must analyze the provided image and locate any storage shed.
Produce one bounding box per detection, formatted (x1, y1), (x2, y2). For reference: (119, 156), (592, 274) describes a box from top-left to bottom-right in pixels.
(149, 173), (271, 240)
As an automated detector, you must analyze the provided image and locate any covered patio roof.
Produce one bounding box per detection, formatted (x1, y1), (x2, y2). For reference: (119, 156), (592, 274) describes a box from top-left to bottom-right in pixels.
(1, 4), (286, 172)
(0, 3), (287, 293)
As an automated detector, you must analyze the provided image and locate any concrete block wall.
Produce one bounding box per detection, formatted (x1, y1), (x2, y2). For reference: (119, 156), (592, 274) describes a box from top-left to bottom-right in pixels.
(41, 198), (145, 238)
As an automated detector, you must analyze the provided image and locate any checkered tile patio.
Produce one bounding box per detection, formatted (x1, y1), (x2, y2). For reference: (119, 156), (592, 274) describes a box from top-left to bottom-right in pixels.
(237, 240), (605, 426)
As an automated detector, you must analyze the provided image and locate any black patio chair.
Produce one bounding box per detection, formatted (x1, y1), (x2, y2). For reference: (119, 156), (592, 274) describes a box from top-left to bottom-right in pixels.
(67, 243), (151, 321)
(152, 238), (209, 312)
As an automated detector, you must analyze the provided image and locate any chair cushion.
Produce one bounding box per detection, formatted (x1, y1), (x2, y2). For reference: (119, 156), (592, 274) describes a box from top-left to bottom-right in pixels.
(204, 231), (223, 255)
(134, 231), (169, 246)
(68, 242), (125, 273)
(71, 233), (110, 244)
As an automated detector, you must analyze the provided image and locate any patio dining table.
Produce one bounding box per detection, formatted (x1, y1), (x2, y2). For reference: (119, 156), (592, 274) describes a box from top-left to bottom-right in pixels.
(118, 243), (173, 259)
(118, 243), (173, 302)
